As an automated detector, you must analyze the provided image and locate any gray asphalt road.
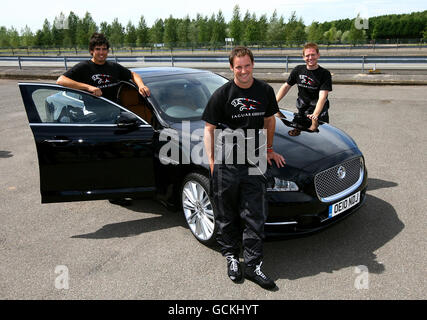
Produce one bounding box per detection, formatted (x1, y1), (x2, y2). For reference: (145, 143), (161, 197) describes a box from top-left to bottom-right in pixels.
(0, 79), (426, 300)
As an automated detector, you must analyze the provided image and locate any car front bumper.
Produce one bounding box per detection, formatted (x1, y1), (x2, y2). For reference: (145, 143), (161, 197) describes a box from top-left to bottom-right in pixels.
(265, 186), (367, 238)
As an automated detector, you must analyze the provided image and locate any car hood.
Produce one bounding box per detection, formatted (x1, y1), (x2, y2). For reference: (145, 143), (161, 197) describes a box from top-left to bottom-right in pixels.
(168, 110), (360, 173)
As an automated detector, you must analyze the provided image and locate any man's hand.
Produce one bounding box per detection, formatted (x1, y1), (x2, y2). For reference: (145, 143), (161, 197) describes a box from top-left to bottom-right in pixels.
(131, 71), (150, 97)
(307, 113), (319, 120)
(87, 85), (102, 97)
(267, 150), (286, 168)
(138, 85), (150, 97)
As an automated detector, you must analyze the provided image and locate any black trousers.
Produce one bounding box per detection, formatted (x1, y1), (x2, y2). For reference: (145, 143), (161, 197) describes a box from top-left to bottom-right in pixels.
(296, 97), (330, 123)
(211, 164), (268, 266)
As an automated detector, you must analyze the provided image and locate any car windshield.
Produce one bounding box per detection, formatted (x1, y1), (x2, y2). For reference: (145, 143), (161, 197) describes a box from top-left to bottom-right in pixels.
(144, 72), (228, 123)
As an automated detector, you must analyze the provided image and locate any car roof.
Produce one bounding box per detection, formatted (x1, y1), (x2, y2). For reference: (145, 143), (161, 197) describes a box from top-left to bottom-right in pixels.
(131, 67), (210, 79)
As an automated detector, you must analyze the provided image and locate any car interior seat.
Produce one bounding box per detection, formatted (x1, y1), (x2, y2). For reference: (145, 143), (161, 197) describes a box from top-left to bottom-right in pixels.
(118, 84), (152, 124)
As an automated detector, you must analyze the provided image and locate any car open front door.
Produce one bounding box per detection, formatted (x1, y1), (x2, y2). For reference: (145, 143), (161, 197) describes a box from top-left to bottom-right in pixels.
(19, 83), (156, 203)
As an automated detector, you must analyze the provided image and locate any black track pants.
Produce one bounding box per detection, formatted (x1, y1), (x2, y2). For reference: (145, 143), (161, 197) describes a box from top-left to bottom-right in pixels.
(211, 164), (267, 266)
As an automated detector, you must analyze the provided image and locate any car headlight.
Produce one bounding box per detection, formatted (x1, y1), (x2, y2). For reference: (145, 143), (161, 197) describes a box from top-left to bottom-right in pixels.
(267, 178), (299, 192)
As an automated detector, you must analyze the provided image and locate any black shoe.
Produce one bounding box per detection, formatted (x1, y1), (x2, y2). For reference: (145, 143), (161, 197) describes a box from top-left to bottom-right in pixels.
(108, 198), (132, 206)
(244, 262), (277, 290)
(226, 255), (242, 283)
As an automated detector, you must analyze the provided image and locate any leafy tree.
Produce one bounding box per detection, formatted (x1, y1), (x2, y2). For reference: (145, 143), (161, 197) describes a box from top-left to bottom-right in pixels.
(244, 13), (259, 43)
(76, 12), (97, 47)
(52, 12), (67, 47)
(193, 14), (209, 44)
(284, 12), (306, 45)
(66, 12), (79, 47)
(99, 22), (111, 38)
(266, 10), (285, 43)
(51, 25), (63, 47)
(307, 22), (324, 43)
(211, 10), (227, 45)
(229, 5), (242, 44)
(324, 26), (342, 44)
(341, 30), (350, 43)
(348, 15), (367, 45)
(40, 19), (52, 47)
(258, 14), (268, 44)
(7, 27), (20, 48)
(21, 26), (34, 47)
(177, 15), (191, 46)
(150, 18), (164, 44)
(1, 8), (426, 50)
(164, 15), (178, 47)
(136, 16), (149, 47)
(33, 30), (44, 48)
(125, 21), (137, 47)
(110, 18), (125, 47)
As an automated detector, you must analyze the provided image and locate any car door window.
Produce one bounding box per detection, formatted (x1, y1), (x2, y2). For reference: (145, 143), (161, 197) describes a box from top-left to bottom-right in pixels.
(31, 88), (121, 124)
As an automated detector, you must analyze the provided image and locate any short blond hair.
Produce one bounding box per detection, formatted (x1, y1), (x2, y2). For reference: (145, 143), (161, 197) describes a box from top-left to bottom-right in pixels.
(303, 42), (319, 55)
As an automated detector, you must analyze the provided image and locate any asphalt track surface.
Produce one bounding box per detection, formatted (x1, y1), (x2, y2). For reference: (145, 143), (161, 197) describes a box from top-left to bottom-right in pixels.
(0, 79), (426, 300)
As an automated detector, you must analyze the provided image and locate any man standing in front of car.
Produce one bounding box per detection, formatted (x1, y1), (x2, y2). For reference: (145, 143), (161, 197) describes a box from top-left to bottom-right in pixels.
(276, 42), (332, 123)
(203, 46), (285, 290)
(56, 32), (150, 207)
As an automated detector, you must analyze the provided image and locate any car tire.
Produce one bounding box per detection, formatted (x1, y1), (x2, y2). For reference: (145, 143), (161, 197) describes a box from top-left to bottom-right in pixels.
(181, 172), (217, 246)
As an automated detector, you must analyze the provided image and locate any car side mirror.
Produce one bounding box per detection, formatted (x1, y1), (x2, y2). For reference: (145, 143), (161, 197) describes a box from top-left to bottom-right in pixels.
(116, 112), (142, 129)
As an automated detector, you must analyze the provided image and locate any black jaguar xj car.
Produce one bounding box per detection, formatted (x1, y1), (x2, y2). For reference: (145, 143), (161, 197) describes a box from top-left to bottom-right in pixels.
(19, 67), (367, 245)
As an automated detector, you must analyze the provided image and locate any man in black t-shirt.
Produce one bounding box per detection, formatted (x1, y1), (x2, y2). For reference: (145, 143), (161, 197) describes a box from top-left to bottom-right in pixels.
(276, 42), (332, 123)
(56, 33), (150, 207)
(56, 32), (150, 103)
(203, 47), (285, 290)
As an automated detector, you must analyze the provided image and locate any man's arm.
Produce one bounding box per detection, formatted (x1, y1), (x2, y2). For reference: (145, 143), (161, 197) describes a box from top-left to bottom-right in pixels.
(131, 71), (150, 97)
(204, 122), (217, 174)
(56, 75), (102, 96)
(275, 82), (292, 118)
(307, 90), (329, 120)
(276, 82), (292, 102)
(264, 115), (285, 168)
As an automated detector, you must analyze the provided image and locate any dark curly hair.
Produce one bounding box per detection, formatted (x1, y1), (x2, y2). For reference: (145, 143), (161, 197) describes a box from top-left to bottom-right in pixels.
(89, 33), (110, 54)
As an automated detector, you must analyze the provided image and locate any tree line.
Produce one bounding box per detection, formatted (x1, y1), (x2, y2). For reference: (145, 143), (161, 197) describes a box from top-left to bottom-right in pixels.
(0, 6), (426, 50)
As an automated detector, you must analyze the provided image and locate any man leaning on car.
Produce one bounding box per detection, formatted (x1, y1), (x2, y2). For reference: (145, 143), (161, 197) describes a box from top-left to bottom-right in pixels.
(56, 32), (151, 206)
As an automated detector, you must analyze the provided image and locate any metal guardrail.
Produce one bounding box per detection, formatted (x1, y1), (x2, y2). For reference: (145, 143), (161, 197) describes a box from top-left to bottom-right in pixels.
(1, 55), (426, 72)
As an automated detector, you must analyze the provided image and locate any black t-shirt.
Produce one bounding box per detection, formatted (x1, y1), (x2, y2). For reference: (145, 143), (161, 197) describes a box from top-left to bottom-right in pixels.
(287, 65), (332, 108)
(202, 78), (279, 130)
(63, 60), (132, 102)
(202, 78), (279, 165)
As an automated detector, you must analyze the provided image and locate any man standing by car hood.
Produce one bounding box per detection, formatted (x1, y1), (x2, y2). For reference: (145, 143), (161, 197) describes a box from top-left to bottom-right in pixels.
(276, 42), (332, 123)
(202, 46), (285, 290)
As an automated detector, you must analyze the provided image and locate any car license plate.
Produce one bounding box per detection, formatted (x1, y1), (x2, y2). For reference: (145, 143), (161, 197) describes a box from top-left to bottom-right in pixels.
(328, 191), (361, 218)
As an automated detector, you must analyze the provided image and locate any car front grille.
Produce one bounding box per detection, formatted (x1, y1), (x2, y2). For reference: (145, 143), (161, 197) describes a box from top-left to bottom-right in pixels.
(314, 157), (363, 202)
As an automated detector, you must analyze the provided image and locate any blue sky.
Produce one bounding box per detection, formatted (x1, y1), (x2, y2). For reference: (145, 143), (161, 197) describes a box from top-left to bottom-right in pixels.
(2, 0), (426, 31)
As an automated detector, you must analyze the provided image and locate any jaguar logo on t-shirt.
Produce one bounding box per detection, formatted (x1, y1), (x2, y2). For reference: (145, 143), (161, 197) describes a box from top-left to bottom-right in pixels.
(231, 98), (261, 112)
(92, 74), (112, 85)
(299, 75), (315, 86)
